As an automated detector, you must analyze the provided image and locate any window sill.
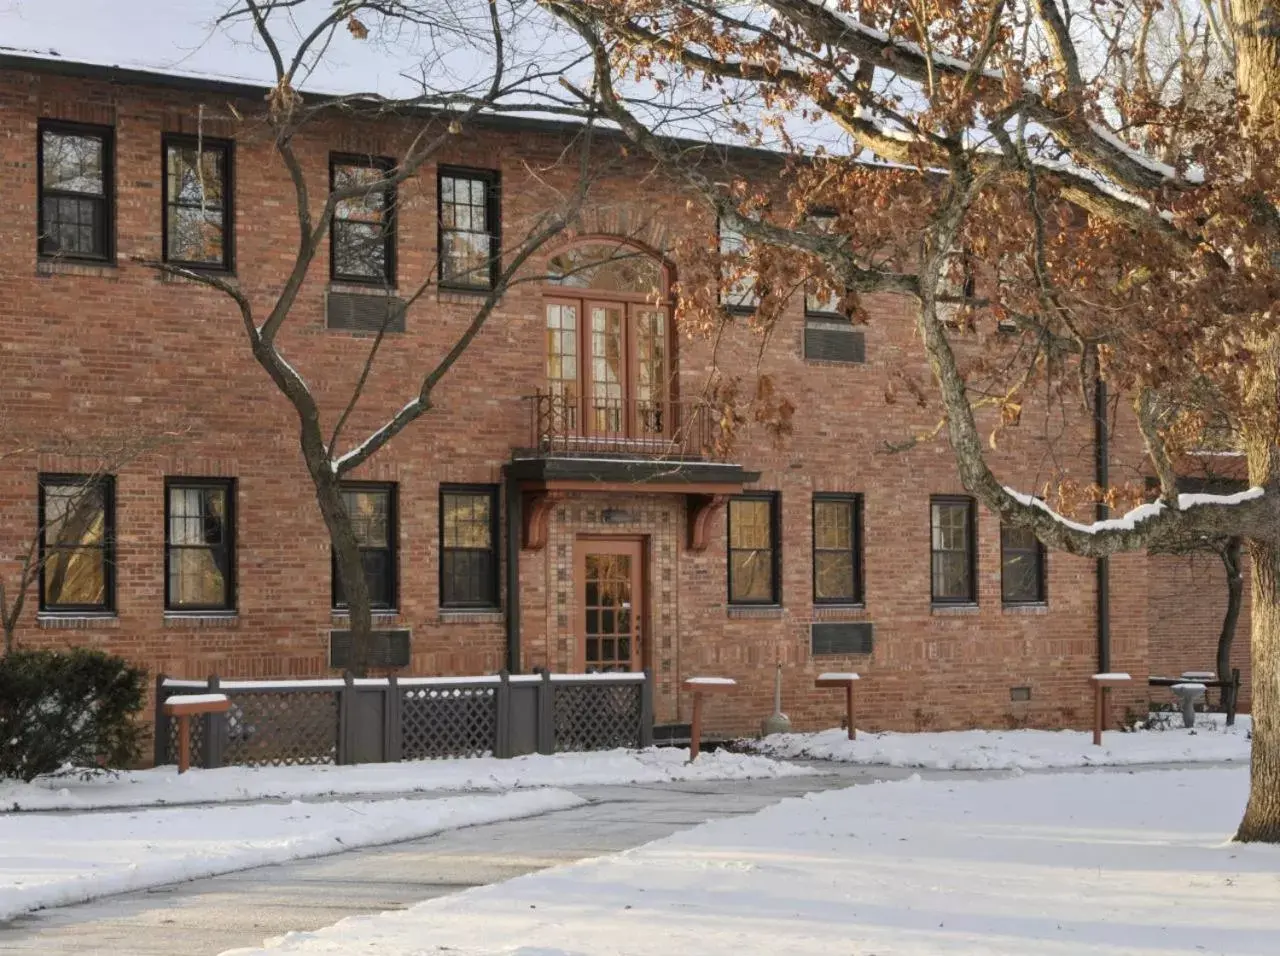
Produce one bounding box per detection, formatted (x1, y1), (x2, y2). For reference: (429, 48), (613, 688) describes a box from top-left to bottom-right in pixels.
(438, 608), (503, 624)
(438, 285), (495, 303)
(814, 604), (867, 619)
(38, 612), (119, 628)
(931, 603), (980, 615)
(328, 281), (398, 296)
(331, 609), (401, 624)
(1003, 602), (1049, 615)
(37, 259), (118, 279)
(159, 268), (237, 287)
(723, 303), (759, 317)
(727, 605), (783, 620)
(164, 611), (240, 628)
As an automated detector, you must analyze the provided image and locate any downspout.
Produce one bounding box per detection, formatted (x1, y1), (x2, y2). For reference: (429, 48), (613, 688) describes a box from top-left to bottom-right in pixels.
(1094, 368), (1111, 674)
(503, 471), (522, 674)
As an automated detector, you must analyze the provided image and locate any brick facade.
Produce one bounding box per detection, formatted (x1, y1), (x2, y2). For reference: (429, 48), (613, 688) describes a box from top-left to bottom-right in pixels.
(0, 58), (1214, 743)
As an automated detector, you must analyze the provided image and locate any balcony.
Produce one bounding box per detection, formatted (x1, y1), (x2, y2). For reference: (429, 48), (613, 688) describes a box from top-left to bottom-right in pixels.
(524, 392), (727, 461)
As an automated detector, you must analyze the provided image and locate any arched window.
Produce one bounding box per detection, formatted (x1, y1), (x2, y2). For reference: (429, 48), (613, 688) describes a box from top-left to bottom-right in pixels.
(543, 242), (671, 441)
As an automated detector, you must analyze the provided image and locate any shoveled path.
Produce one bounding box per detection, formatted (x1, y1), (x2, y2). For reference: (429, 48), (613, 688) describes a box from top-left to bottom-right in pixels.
(0, 764), (915, 956)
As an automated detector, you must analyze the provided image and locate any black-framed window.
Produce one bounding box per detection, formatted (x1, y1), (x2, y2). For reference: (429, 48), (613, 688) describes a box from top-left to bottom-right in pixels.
(38, 474), (115, 612)
(728, 493), (780, 605)
(1001, 523), (1046, 605)
(813, 494), (863, 605)
(718, 214), (760, 311)
(438, 167), (501, 289)
(330, 154), (396, 284)
(165, 478), (235, 611)
(440, 485), (500, 608)
(38, 121), (113, 261)
(332, 483), (397, 609)
(930, 496), (976, 604)
(804, 210), (845, 317)
(163, 135), (233, 270)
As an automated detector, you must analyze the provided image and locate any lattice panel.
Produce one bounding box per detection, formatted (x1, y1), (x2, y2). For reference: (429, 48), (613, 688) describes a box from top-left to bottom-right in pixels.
(400, 685), (497, 760)
(554, 682), (643, 752)
(222, 691), (340, 767)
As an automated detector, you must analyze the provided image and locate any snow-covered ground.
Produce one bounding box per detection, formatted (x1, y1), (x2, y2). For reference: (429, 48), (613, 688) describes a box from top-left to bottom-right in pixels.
(747, 713), (1251, 770)
(222, 766), (1278, 956)
(0, 748), (813, 812)
(0, 789), (581, 923)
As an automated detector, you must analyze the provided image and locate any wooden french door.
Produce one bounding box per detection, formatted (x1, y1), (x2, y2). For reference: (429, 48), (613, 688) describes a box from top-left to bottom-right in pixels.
(575, 538), (644, 672)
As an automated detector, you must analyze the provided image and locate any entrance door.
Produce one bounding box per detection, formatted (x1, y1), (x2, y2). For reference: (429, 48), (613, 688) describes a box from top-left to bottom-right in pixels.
(576, 538), (643, 672)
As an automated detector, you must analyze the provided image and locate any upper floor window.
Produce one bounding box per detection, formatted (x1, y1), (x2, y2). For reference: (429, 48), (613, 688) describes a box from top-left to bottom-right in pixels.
(718, 215), (759, 311)
(439, 167), (500, 289)
(1001, 523), (1046, 605)
(813, 494), (863, 605)
(543, 243), (670, 442)
(440, 485), (499, 608)
(804, 211), (844, 317)
(38, 474), (115, 612)
(331, 155), (395, 284)
(728, 493), (780, 605)
(38, 121), (113, 261)
(163, 135), (233, 270)
(332, 483), (397, 609)
(166, 478), (235, 611)
(931, 496), (976, 604)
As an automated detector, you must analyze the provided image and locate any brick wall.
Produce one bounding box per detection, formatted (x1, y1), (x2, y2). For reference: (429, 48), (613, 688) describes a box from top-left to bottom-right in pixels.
(1148, 552), (1253, 711)
(0, 64), (1183, 741)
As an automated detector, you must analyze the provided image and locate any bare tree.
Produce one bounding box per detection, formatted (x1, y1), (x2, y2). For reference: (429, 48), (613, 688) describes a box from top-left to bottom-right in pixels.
(137, 0), (623, 675)
(539, 0), (1280, 840)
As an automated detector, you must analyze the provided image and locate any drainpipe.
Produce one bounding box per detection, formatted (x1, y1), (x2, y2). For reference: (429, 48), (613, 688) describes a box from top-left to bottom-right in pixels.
(1094, 368), (1111, 674)
(503, 471), (522, 674)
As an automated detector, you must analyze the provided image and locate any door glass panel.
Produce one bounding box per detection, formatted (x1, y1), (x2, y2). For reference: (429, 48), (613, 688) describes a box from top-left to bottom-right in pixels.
(546, 303), (579, 431)
(634, 307), (667, 436)
(590, 306), (624, 434)
(583, 552), (636, 672)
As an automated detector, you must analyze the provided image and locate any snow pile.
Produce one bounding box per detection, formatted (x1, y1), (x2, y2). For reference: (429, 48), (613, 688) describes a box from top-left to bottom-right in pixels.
(0, 789), (582, 922)
(747, 715), (1251, 770)
(0, 748), (813, 812)
(222, 767), (1277, 955)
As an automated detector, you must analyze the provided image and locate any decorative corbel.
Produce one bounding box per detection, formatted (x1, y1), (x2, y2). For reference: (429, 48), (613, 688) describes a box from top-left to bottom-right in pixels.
(687, 493), (728, 552)
(522, 490), (561, 551)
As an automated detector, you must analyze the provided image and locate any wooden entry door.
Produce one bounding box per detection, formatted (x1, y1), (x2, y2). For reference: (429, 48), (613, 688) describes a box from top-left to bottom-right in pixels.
(576, 538), (643, 672)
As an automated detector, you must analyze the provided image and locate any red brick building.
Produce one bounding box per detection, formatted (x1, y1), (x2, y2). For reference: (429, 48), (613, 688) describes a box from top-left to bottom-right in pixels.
(0, 54), (1234, 739)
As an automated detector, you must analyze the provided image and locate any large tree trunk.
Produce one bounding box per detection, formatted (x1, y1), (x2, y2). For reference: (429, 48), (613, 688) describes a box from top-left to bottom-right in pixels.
(1218, 537), (1244, 709)
(1237, 539), (1280, 841)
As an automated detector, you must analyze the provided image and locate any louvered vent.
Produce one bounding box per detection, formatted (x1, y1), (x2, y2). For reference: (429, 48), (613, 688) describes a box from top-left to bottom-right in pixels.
(326, 292), (405, 333)
(810, 621), (874, 656)
(804, 321), (865, 364)
(329, 629), (411, 668)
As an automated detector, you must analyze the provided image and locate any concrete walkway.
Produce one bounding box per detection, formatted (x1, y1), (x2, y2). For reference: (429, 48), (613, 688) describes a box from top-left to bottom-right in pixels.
(0, 765), (915, 956)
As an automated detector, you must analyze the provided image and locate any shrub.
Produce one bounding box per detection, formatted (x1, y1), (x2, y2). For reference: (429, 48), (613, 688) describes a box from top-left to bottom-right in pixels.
(0, 648), (147, 782)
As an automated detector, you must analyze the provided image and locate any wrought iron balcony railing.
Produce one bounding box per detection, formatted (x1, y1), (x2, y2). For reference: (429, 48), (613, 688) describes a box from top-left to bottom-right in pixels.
(525, 392), (727, 460)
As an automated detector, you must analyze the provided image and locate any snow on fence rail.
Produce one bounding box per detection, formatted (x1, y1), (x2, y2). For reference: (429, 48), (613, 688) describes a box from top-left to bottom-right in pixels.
(154, 671), (654, 769)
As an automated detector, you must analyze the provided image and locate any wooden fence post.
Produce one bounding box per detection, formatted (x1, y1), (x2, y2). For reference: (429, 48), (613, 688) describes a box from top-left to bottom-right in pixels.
(203, 675), (224, 769)
(537, 670), (555, 755)
(385, 675), (402, 762)
(338, 672), (355, 765)
(495, 670), (512, 759)
(639, 670), (655, 748)
(153, 673), (168, 766)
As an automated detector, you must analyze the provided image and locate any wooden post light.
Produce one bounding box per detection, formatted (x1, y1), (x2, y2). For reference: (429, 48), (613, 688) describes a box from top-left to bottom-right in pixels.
(1090, 673), (1131, 746)
(162, 693), (231, 773)
(815, 672), (860, 740)
(684, 677), (736, 761)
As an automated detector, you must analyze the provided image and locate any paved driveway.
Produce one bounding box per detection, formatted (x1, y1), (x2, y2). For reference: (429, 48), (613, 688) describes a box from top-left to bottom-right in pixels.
(0, 766), (915, 956)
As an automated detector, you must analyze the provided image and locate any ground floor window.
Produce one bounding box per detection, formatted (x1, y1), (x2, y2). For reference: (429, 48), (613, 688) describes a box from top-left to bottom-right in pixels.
(1001, 523), (1046, 604)
(38, 474), (115, 612)
(440, 485), (499, 608)
(333, 483), (397, 609)
(165, 478), (235, 611)
(931, 496), (976, 604)
(813, 494), (863, 605)
(728, 493), (780, 605)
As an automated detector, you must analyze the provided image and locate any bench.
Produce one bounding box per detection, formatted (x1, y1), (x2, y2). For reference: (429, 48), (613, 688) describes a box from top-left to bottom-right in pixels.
(163, 693), (231, 773)
(1148, 669), (1240, 726)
